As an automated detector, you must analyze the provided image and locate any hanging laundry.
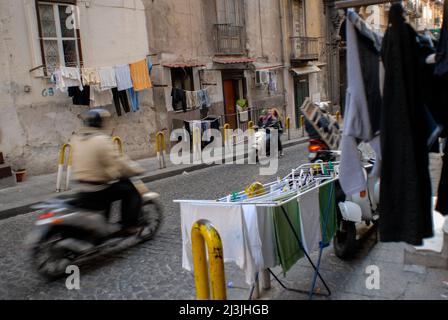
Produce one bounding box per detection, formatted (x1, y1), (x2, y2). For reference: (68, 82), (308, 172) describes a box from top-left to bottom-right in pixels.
(379, 3), (433, 246)
(339, 10), (383, 196)
(172, 88), (187, 112)
(268, 72), (277, 92)
(147, 56), (153, 75)
(186, 90), (199, 109)
(112, 88), (131, 116)
(128, 87), (140, 112)
(90, 85), (113, 108)
(197, 89), (211, 109)
(81, 68), (101, 86)
(114, 64), (133, 91)
(272, 200), (304, 273)
(98, 67), (117, 91)
(129, 59), (152, 91)
(54, 67), (83, 92)
(68, 86), (90, 106)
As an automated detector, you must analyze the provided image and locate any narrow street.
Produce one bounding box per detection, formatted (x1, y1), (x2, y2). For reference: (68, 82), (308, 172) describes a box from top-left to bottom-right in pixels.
(0, 144), (311, 299)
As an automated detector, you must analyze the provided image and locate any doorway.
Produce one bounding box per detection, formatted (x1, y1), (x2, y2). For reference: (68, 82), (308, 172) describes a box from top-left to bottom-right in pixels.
(294, 76), (310, 129)
(222, 70), (246, 129)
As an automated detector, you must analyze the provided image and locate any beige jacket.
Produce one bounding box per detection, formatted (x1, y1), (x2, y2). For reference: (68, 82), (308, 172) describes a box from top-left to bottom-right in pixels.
(71, 128), (144, 185)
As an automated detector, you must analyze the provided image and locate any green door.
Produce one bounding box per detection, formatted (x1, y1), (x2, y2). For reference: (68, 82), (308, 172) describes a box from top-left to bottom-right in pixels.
(294, 76), (309, 129)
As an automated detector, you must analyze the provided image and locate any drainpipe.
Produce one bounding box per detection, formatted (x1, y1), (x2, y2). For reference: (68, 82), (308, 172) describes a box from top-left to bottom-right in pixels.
(278, 0), (295, 128)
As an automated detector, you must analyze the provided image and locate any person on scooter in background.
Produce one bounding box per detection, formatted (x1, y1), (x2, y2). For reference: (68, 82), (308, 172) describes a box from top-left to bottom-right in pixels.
(71, 109), (145, 235)
(304, 102), (332, 143)
(258, 108), (284, 157)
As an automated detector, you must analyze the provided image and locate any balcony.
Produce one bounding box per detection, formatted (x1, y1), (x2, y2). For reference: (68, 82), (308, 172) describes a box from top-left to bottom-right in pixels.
(290, 36), (320, 61)
(215, 24), (246, 55)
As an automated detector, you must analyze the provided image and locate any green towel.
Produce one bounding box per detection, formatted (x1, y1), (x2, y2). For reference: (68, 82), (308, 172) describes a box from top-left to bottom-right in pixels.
(236, 98), (248, 109)
(272, 201), (304, 273)
(319, 182), (338, 245)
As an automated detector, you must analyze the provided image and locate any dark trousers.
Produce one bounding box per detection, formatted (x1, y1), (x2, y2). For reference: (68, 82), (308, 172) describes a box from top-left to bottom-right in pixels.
(436, 143), (448, 216)
(112, 88), (131, 116)
(79, 179), (142, 227)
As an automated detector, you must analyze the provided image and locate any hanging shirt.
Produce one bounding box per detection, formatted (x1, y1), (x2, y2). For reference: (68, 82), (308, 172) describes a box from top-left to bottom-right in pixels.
(81, 68), (101, 86)
(129, 59), (152, 91)
(128, 87), (140, 112)
(114, 64), (133, 91)
(197, 89), (211, 109)
(90, 85), (113, 107)
(54, 67), (83, 92)
(172, 88), (187, 112)
(98, 67), (117, 91)
(186, 91), (199, 109)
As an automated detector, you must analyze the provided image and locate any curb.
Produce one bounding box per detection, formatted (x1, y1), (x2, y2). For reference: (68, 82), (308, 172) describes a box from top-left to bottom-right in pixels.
(0, 137), (308, 220)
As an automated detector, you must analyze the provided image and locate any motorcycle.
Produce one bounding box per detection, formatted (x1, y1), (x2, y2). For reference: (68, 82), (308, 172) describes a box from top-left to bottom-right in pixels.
(25, 177), (163, 280)
(308, 139), (337, 163)
(312, 148), (380, 259)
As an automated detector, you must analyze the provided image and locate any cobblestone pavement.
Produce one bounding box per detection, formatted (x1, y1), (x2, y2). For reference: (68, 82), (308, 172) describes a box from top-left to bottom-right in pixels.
(1, 144), (446, 300)
(0, 144), (309, 300)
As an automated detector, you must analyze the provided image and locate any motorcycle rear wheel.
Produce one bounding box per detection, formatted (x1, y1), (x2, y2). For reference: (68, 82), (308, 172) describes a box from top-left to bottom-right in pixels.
(32, 231), (77, 280)
(137, 200), (163, 242)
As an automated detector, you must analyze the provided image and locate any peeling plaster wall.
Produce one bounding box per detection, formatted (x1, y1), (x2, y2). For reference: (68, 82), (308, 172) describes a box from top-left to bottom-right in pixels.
(0, 0), (159, 176)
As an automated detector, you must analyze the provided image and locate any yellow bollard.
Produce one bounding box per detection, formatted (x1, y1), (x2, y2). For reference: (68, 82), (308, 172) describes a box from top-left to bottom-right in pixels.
(336, 111), (341, 123)
(286, 116), (291, 140)
(223, 123), (231, 147)
(300, 115), (305, 137)
(56, 143), (73, 192)
(112, 136), (124, 156)
(248, 121), (254, 130)
(191, 220), (227, 300)
(156, 132), (167, 169)
(192, 127), (201, 163)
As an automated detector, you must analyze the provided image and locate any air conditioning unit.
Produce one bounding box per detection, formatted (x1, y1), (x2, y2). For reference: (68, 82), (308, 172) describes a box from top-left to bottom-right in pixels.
(255, 70), (269, 86)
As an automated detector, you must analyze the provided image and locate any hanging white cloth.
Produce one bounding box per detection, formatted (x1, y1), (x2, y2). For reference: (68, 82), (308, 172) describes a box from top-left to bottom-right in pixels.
(55, 67), (83, 92)
(98, 67), (117, 91)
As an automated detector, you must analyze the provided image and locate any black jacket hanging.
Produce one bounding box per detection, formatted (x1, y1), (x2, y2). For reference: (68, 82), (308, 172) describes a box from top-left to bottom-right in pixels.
(379, 4), (433, 246)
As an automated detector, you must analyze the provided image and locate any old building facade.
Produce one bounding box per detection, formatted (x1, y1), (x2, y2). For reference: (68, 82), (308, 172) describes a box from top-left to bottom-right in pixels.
(0, 0), (331, 176)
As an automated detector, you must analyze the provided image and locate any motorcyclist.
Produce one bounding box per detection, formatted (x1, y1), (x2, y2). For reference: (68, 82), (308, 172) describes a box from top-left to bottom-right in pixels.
(71, 109), (145, 234)
(304, 102), (332, 141)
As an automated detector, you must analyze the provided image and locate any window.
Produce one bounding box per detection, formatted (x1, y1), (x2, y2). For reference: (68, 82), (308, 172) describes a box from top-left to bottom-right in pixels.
(171, 67), (194, 111)
(216, 0), (245, 26)
(36, 1), (82, 74)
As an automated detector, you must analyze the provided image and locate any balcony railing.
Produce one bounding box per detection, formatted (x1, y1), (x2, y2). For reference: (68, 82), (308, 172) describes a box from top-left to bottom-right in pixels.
(290, 36), (319, 61)
(215, 24), (246, 55)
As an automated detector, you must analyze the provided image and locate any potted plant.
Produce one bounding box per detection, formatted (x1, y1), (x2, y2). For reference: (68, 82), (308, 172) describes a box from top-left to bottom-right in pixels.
(14, 168), (26, 183)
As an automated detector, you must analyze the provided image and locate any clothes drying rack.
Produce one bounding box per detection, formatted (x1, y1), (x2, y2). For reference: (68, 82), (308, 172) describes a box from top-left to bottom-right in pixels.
(175, 161), (341, 300)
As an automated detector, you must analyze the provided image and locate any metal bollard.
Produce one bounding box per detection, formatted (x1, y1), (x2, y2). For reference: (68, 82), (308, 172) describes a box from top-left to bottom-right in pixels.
(192, 127), (201, 163)
(56, 143), (73, 193)
(248, 121), (254, 130)
(112, 136), (124, 155)
(300, 115), (305, 137)
(156, 132), (167, 169)
(223, 123), (231, 149)
(286, 116), (291, 140)
(336, 111), (341, 123)
(191, 220), (227, 300)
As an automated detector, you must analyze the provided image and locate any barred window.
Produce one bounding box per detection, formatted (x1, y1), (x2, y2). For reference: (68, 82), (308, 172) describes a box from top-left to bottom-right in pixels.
(36, 1), (82, 74)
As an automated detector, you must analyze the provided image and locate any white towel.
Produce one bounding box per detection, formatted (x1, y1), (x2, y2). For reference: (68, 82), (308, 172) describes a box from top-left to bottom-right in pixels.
(98, 67), (117, 91)
(114, 64), (133, 91)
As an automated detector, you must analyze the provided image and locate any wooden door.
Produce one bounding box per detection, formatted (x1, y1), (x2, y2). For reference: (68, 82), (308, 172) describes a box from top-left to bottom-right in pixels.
(223, 79), (237, 129)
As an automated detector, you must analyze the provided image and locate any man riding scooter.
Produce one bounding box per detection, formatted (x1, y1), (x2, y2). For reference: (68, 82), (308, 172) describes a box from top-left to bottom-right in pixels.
(71, 108), (145, 236)
(304, 102), (337, 162)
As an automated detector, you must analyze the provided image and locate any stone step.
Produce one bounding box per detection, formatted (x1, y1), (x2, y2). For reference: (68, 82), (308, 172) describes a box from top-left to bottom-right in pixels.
(0, 164), (13, 179)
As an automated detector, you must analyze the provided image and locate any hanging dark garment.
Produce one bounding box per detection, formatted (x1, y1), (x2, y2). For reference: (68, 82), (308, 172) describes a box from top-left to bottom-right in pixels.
(379, 4), (433, 246)
(172, 88), (187, 113)
(68, 86), (90, 106)
(356, 28), (382, 134)
(112, 88), (131, 116)
(436, 142), (448, 216)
